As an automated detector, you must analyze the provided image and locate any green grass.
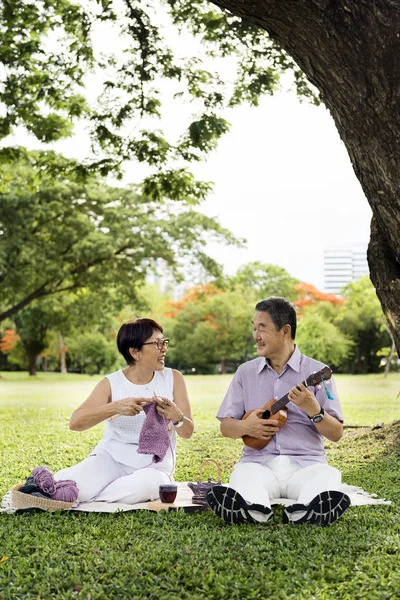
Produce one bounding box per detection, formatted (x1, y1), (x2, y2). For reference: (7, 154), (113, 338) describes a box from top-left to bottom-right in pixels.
(1, 372), (400, 599)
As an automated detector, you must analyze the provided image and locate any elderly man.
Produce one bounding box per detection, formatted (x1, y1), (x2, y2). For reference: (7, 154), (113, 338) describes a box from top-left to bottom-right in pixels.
(207, 297), (350, 526)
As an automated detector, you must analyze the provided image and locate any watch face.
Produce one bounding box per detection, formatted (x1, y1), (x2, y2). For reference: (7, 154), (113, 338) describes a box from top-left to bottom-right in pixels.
(312, 414), (324, 423)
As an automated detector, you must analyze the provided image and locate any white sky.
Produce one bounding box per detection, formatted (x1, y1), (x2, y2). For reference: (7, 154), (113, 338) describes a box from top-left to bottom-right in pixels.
(194, 93), (372, 290)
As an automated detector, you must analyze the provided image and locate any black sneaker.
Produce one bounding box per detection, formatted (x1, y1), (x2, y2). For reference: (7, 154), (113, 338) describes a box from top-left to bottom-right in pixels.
(283, 491), (350, 526)
(206, 485), (273, 525)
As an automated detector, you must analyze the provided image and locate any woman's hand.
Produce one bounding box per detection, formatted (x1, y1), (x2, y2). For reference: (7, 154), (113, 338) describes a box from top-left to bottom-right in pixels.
(114, 397), (151, 416)
(153, 395), (183, 424)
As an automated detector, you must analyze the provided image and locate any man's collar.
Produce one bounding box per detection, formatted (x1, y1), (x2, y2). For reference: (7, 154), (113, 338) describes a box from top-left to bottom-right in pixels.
(256, 345), (301, 374)
(256, 357), (268, 374)
(286, 345), (301, 373)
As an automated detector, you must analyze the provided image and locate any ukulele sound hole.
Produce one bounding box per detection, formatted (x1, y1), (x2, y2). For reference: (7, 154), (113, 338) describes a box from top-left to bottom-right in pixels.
(262, 410), (271, 419)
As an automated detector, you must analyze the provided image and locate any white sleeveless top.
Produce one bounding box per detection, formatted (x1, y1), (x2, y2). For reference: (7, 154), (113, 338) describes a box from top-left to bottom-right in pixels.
(92, 367), (176, 472)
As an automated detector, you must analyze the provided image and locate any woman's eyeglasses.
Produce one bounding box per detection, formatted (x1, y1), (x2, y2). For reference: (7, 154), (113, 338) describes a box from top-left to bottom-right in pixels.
(142, 339), (170, 351)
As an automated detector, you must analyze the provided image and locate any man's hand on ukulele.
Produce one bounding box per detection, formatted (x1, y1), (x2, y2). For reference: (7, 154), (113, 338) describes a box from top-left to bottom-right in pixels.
(244, 410), (280, 440)
(288, 383), (320, 416)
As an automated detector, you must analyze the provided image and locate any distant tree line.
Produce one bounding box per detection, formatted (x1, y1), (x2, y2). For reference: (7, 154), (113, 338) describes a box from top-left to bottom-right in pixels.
(162, 271), (396, 376)
(1, 265), (397, 377)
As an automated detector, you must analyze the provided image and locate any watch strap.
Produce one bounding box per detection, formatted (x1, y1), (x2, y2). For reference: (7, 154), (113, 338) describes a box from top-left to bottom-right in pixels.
(308, 406), (325, 421)
(173, 416), (185, 428)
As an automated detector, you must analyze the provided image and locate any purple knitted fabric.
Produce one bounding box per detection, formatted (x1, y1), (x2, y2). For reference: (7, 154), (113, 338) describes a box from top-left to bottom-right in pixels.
(137, 401), (170, 463)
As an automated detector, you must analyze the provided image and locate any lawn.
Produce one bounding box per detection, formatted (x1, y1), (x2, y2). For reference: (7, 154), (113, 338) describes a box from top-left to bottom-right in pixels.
(1, 371), (400, 599)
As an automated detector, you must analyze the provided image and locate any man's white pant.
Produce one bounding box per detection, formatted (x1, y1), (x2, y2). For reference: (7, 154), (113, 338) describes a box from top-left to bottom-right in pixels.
(55, 450), (171, 504)
(229, 456), (343, 508)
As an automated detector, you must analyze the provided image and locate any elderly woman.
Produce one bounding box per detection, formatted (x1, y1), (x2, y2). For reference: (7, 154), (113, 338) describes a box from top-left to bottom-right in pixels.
(55, 318), (194, 504)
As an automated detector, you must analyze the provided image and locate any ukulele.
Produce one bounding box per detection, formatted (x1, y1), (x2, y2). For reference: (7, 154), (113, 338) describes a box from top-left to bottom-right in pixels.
(242, 366), (333, 450)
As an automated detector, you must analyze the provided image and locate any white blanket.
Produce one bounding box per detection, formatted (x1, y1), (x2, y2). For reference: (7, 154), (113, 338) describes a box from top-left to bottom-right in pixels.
(1, 481), (391, 514)
(70, 481), (391, 513)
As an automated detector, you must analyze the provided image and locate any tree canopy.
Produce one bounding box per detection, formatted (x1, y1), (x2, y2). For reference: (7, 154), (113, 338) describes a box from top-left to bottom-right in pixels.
(165, 284), (254, 372)
(334, 276), (391, 374)
(1, 0), (399, 353)
(227, 262), (299, 301)
(0, 149), (238, 322)
(0, 1), (312, 180)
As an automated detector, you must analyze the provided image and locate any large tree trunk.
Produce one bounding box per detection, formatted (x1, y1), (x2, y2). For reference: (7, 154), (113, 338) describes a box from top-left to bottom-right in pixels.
(18, 338), (44, 377)
(368, 218), (400, 354)
(18, 336), (38, 376)
(209, 0), (400, 353)
(58, 332), (68, 374)
(25, 349), (37, 377)
(384, 335), (396, 377)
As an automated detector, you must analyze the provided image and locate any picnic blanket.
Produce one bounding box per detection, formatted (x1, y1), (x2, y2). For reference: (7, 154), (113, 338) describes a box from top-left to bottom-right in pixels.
(70, 481), (392, 512)
(1, 481), (391, 514)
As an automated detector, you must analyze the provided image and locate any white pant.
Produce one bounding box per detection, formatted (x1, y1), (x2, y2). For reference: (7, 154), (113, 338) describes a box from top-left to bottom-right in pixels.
(229, 456), (343, 508)
(55, 450), (171, 503)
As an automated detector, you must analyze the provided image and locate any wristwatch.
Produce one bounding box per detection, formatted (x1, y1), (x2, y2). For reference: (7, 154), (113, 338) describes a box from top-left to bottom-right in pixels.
(173, 416), (185, 428)
(308, 407), (325, 423)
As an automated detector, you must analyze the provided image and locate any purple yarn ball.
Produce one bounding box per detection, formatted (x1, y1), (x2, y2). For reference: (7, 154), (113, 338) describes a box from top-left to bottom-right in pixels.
(52, 479), (79, 502)
(32, 466), (56, 495)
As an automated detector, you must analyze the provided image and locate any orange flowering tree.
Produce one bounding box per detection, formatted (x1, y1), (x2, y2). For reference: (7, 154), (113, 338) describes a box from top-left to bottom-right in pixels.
(0, 329), (19, 354)
(293, 283), (350, 370)
(293, 278), (391, 373)
(164, 286), (254, 373)
(294, 283), (344, 315)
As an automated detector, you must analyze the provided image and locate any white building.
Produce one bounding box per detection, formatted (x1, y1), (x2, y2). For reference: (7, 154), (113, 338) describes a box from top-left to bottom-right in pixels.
(324, 246), (369, 295)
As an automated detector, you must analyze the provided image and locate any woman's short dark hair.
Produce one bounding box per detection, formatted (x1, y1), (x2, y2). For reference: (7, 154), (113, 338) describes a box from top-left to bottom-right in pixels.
(255, 297), (297, 339)
(117, 318), (163, 365)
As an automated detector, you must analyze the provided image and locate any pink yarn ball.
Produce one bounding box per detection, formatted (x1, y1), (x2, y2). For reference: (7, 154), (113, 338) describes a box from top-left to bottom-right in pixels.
(52, 479), (79, 502)
(32, 466), (56, 495)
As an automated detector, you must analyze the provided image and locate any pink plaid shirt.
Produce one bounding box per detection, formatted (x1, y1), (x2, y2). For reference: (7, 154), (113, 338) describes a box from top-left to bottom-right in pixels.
(216, 346), (343, 466)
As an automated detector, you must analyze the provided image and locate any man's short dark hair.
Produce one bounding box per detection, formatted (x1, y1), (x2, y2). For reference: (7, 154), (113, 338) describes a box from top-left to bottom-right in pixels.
(255, 297), (297, 339)
(117, 318), (163, 365)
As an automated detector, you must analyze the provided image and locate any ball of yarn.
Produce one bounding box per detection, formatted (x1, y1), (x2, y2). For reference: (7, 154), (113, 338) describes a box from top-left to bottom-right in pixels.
(52, 479), (79, 502)
(32, 466), (56, 495)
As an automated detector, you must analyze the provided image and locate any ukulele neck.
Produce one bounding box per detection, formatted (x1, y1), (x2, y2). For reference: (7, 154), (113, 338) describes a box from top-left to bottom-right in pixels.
(269, 378), (308, 414)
